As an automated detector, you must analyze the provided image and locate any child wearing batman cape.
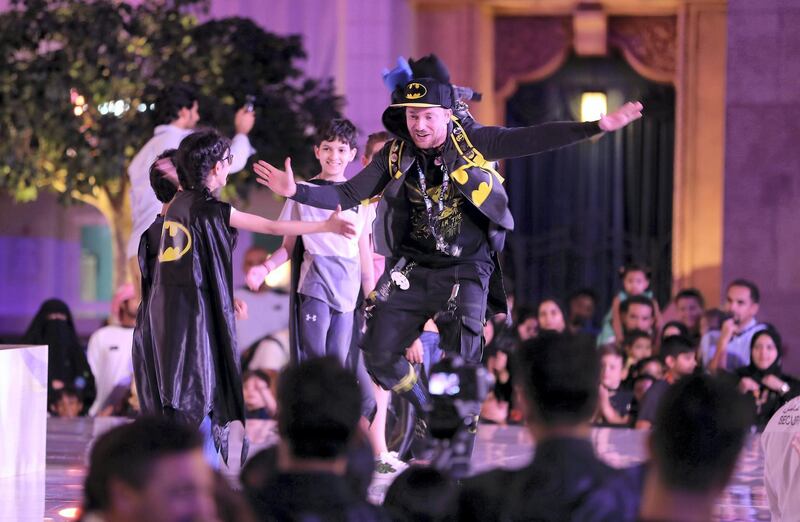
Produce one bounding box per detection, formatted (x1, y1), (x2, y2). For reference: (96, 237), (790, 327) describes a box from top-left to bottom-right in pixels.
(133, 132), (355, 466)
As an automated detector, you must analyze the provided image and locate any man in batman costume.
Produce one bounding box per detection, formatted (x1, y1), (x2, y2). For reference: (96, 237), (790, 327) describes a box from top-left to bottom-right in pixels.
(134, 131), (247, 466)
(255, 74), (643, 462)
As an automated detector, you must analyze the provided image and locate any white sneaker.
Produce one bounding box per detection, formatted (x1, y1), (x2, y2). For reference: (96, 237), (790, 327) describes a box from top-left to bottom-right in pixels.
(376, 451), (408, 474)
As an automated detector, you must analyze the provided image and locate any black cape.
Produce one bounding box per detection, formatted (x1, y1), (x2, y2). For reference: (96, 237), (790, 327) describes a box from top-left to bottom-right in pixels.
(133, 189), (247, 463)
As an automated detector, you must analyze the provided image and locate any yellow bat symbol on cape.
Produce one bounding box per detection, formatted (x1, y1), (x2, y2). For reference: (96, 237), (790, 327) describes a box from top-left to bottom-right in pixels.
(405, 82), (428, 100)
(158, 221), (192, 262)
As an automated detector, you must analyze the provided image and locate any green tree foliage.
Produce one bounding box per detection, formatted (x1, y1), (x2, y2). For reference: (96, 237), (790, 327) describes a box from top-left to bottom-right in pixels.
(0, 0), (342, 284)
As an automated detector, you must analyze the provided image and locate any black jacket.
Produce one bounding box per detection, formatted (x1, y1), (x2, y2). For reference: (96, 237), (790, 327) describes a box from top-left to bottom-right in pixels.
(291, 115), (602, 316)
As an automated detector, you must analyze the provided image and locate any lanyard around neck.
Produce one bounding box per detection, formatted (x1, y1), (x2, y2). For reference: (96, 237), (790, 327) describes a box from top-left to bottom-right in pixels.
(415, 157), (452, 254)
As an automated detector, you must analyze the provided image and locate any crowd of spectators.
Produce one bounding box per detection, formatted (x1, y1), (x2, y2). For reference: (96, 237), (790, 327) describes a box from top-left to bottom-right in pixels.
(15, 255), (799, 520)
(478, 272), (798, 433)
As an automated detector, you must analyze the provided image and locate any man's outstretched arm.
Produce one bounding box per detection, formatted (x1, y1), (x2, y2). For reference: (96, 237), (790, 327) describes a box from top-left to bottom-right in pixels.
(253, 154), (391, 210)
(472, 101), (643, 161)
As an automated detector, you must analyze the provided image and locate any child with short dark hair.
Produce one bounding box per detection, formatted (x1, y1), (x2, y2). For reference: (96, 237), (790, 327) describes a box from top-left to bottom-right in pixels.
(594, 344), (633, 427)
(621, 329), (654, 381)
(246, 118), (375, 366)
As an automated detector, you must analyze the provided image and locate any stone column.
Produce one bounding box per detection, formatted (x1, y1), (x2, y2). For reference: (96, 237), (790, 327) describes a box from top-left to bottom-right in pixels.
(724, 0), (800, 372)
(672, 0), (727, 306)
(412, 1), (497, 124)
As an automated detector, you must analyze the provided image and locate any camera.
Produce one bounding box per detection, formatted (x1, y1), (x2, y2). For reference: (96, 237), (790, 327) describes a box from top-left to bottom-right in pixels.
(426, 355), (494, 477)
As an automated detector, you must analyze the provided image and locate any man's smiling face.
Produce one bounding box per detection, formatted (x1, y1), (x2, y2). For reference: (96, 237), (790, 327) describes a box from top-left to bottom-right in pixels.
(405, 106), (452, 149)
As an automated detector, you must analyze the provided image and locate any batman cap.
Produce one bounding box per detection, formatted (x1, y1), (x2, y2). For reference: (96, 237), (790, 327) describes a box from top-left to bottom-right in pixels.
(390, 77), (455, 109)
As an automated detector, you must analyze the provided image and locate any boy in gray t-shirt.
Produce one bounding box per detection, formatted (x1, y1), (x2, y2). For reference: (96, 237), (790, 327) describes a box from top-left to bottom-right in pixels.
(247, 119), (374, 364)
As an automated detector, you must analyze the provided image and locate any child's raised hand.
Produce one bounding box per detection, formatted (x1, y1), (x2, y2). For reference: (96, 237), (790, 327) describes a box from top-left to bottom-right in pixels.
(254, 157), (297, 197)
(326, 205), (357, 238)
(246, 264), (270, 292)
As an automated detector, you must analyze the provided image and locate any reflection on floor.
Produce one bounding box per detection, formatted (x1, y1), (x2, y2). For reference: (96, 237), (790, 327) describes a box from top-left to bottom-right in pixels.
(0, 418), (769, 521)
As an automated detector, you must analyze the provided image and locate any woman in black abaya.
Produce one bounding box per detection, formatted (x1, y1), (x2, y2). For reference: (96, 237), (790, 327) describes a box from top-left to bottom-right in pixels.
(22, 299), (96, 414)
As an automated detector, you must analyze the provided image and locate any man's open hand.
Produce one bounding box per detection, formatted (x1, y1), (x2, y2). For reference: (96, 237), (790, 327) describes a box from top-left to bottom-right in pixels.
(598, 101), (644, 132)
(254, 157), (297, 198)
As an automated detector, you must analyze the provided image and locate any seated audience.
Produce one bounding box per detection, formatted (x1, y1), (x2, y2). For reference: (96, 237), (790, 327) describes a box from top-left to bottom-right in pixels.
(626, 356), (665, 419)
(566, 288), (599, 336)
(50, 386), (85, 418)
(234, 246), (291, 355)
(621, 329), (654, 381)
(598, 295), (656, 347)
(248, 357), (387, 521)
(632, 356), (665, 381)
(635, 335), (697, 430)
(701, 307), (724, 336)
(576, 374), (752, 522)
(384, 467), (458, 521)
(81, 417), (220, 522)
(761, 395), (800, 521)
(87, 284), (137, 416)
(481, 345), (512, 425)
(515, 304), (539, 343)
(486, 304), (537, 355)
(242, 370), (277, 420)
(630, 374), (656, 421)
(597, 263), (660, 346)
(594, 345), (633, 427)
(23, 298), (96, 413)
(701, 279), (765, 372)
(241, 328), (290, 373)
(735, 326), (799, 431)
(458, 332), (627, 521)
(537, 298), (566, 333)
(659, 320), (689, 342)
(673, 288), (705, 343)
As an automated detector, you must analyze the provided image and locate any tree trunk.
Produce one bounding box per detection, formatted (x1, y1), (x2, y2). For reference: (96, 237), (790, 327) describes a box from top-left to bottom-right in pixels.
(101, 185), (132, 292)
(75, 182), (132, 293)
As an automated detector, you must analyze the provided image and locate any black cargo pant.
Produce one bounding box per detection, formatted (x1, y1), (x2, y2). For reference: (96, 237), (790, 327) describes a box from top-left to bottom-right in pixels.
(359, 260), (490, 407)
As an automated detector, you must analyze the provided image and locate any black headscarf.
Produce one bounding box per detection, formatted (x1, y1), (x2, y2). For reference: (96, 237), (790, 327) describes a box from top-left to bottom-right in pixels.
(22, 299), (96, 411)
(736, 326), (783, 382)
(735, 325), (799, 431)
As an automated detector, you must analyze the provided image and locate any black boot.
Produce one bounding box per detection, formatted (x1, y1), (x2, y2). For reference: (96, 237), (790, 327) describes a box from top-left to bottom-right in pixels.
(399, 380), (434, 461)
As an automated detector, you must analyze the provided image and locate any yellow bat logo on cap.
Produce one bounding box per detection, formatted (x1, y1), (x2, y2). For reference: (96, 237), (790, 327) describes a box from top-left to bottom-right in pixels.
(405, 82), (427, 100)
(158, 221), (192, 263)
